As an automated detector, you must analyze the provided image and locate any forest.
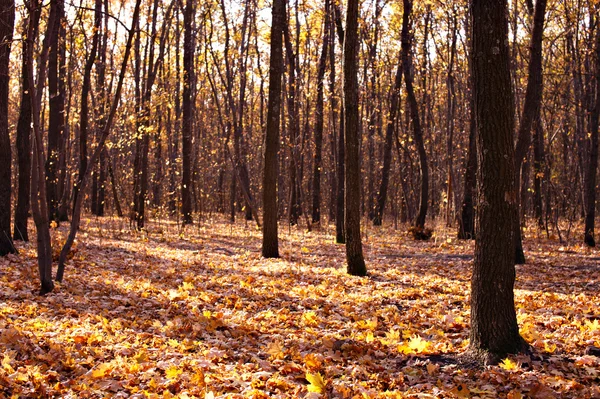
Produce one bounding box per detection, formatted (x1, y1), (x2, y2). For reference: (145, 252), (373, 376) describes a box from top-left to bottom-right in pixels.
(0, 0), (599, 396)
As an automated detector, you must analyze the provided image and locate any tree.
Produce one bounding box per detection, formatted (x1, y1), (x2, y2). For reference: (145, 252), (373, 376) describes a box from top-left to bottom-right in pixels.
(513, 0), (547, 263)
(45, 0), (65, 223)
(0, 0), (15, 255)
(262, 0), (285, 258)
(13, 3), (38, 242)
(181, 0), (195, 225)
(343, 0), (366, 276)
(401, 0), (429, 231)
(469, 0), (526, 362)
(583, 20), (600, 247)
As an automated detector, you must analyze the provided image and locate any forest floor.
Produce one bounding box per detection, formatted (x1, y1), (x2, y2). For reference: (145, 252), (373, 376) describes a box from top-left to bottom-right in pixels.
(1, 216), (599, 398)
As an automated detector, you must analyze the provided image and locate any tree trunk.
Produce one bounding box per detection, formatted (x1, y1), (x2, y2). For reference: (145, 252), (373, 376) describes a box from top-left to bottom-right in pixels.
(181, 0), (195, 225)
(0, 0), (15, 255)
(45, 0), (64, 223)
(402, 0), (429, 230)
(13, 7), (39, 242)
(311, 0), (330, 225)
(469, 0), (525, 363)
(584, 23), (600, 247)
(458, 93), (477, 239)
(513, 0), (547, 263)
(262, 0), (285, 258)
(343, 0), (366, 276)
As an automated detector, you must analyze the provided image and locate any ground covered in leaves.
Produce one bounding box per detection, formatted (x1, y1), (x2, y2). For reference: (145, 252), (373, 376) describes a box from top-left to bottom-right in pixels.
(1, 217), (599, 398)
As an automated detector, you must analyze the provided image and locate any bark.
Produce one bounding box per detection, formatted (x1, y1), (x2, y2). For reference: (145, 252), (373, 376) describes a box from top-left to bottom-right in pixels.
(344, 0), (366, 276)
(533, 106), (544, 227)
(262, 0), (285, 258)
(181, 0), (195, 225)
(45, 0), (64, 223)
(513, 0), (547, 263)
(469, 0), (525, 362)
(28, 0), (57, 293)
(402, 0), (429, 230)
(0, 0), (15, 255)
(13, 7), (39, 242)
(311, 0), (330, 224)
(334, 3), (345, 244)
(584, 24), (600, 247)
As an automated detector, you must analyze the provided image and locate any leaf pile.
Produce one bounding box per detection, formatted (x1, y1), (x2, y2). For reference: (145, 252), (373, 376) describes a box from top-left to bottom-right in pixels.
(0, 218), (599, 398)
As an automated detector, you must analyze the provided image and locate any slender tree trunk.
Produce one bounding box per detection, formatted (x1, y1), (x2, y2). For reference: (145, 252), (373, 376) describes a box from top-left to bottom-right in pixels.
(311, 0), (330, 225)
(262, 0), (285, 258)
(513, 0), (547, 263)
(469, 0), (525, 363)
(402, 0), (429, 230)
(181, 0), (195, 225)
(13, 7), (39, 242)
(334, 3), (345, 243)
(343, 0), (366, 276)
(533, 106), (544, 227)
(0, 0), (15, 255)
(584, 23), (600, 247)
(45, 0), (64, 223)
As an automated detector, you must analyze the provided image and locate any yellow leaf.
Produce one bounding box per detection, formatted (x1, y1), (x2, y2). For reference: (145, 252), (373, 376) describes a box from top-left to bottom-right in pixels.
(499, 357), (520, 371)
(365, 331), (375, 343)
(306, 371), (326, 393)
(2, 354), (14, 373)
(190, 369), (206, 388)
(92, 363), (112, 378)
(301, 246), (310, 253)
(304, 353), (323, 369)
(302, 311), (319, 326)
(407, 335), (430, 353)
(165, 365), (183, 380)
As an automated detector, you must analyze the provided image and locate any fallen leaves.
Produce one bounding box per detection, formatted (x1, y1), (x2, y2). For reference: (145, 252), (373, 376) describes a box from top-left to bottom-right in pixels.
(0, 218), (599, 397)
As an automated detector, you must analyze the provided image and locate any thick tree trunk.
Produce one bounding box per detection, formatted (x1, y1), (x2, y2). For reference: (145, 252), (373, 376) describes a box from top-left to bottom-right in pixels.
(0, 0), (15, 255)
(469, 0), (525, 362)
(401, 0), (429, 230)
(262, 0), (285, 258)
(343, 0), (366, 276)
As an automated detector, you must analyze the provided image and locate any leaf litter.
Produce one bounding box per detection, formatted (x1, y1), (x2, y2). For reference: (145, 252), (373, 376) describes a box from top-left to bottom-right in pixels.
(0, 218), (599, 398)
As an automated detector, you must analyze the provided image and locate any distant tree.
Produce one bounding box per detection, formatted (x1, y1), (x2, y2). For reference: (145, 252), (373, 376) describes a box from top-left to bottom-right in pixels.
(469, 0), (526, 362)
(343, 0), (366, 276)
(0, 0), (15, 255)
(262, 0), (285, 258)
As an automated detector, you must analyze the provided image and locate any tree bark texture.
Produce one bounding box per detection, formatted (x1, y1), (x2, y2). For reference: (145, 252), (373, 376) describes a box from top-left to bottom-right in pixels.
(0, 0), (15, 255)
(262, 0), (285, 258)
(343, 0), (366, 276)
(469, 0), (524, 361)
(181, 0), (195, 225)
